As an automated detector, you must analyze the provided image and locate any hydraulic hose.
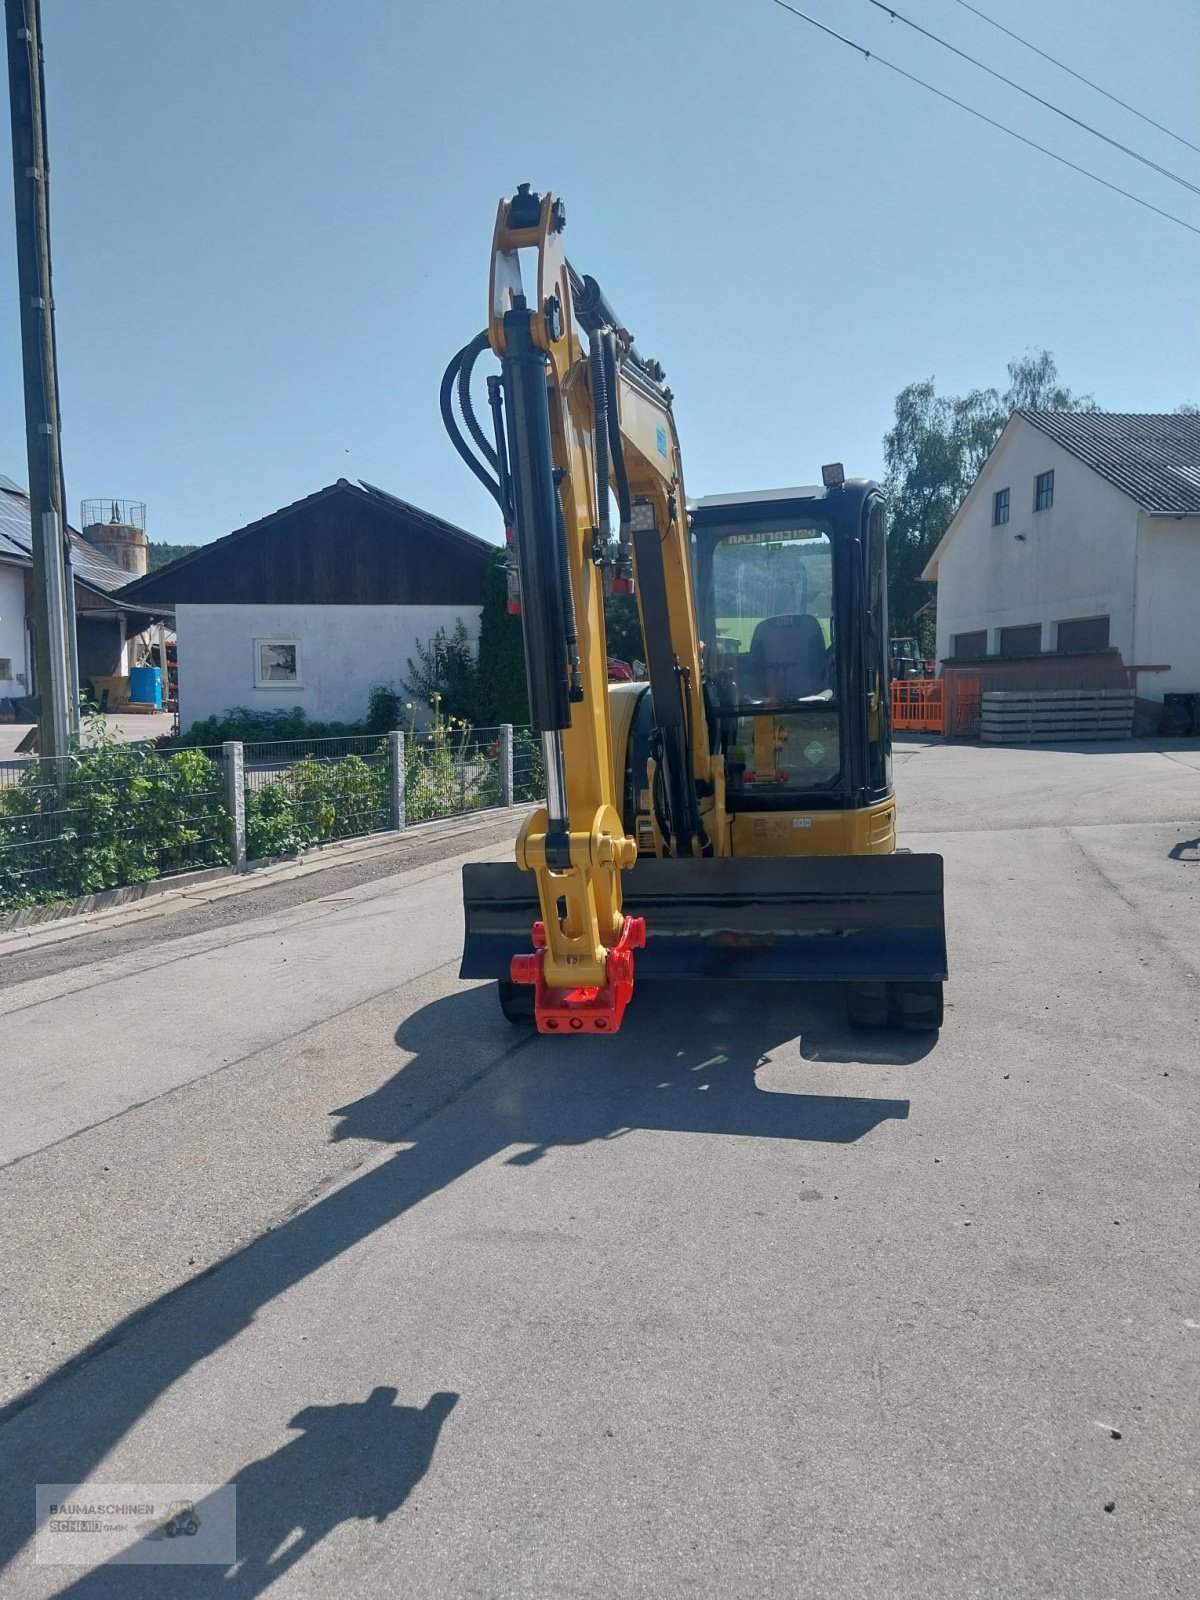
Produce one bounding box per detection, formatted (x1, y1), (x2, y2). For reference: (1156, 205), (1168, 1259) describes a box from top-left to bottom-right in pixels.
(440, 337), (505, 512)
(679, 664), (712, 856)
(650, 730), (673, 856)
(486, 374), (513, 526)
(456, 331), (499, 473)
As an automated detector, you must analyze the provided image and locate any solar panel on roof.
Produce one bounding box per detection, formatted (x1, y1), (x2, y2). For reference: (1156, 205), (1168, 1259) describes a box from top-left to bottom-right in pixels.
(0, 484), (133, 592)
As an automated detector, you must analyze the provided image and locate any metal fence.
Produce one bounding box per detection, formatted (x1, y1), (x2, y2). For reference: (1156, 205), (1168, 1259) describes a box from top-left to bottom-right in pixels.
(242, 734), (393, 857)
(510, 726), (545, 804)
(403, 724), (514, 824)
(239, 723), (545, 851)
(0, 724), (544, 916)
(0, 744), (229, 913)
(239, 726), (538, 845)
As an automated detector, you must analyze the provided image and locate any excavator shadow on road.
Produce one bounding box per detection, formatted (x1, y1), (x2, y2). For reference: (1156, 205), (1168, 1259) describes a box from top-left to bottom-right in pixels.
(0, 980), (927, 1588)
(338, 978), (928, 1152)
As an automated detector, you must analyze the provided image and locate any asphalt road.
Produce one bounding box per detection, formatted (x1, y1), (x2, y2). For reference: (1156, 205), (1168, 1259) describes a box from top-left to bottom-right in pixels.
(2, 738), (1198, 1598)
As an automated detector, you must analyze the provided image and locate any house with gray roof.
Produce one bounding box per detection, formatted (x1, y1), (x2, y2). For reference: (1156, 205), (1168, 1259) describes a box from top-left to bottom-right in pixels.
(921, 412), (1200, 723)
(0, 475), (172, 716)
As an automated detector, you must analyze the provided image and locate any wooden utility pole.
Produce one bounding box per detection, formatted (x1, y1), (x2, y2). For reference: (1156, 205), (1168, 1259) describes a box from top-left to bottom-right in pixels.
(5, 0), (76, 755)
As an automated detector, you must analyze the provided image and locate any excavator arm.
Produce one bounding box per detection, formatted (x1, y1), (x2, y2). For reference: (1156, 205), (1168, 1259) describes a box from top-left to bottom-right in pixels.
(442, 184), (717, 1030)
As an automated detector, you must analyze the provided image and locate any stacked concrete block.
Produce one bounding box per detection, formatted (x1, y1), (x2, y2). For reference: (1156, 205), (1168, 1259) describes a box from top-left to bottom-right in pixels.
(980, 689), (1134, 743)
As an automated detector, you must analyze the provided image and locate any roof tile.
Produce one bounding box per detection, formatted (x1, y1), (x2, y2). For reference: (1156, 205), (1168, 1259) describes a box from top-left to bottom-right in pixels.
(1021, 411), (1200, 515)
(0, 480), (147, 596)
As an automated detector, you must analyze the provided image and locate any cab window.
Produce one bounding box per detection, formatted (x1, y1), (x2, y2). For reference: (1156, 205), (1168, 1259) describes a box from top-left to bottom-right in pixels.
(709, 524), (835, 708)
(706, 521), (840, 797)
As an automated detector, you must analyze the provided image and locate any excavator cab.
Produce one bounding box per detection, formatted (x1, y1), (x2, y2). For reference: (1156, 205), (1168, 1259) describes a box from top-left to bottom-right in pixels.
(691, 483), (890, 836)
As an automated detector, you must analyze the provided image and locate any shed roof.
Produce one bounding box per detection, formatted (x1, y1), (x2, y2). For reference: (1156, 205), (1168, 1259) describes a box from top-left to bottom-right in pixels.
(117, 479), (495, 609)
(0, 478), (164, 610)
(921, 411), (1200, 583)
(1020, 411), (1200, 516)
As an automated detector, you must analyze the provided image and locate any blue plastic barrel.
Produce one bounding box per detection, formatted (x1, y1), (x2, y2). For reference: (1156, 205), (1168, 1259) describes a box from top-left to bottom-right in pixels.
(129, 665), (163, 709)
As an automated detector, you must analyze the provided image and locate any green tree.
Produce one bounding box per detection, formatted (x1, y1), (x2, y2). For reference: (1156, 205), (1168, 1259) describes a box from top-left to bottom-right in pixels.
(603, 590), (643, 664)
(147, 540), (199, 571)
(1002, 349), (1096, 414)
(883, 350), (1096, 641)
(402, 619), (480, 722)
(474, 550), (530, 725)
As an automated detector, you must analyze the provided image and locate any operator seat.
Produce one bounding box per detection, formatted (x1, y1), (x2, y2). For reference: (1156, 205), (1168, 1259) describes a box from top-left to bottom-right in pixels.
(747, 614), (828, 703)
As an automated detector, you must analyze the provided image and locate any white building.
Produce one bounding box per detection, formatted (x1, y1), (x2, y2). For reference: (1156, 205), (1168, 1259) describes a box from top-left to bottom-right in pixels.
(118, 480), (495, 730)
(922, 412), (1200, 714)
(1, 474), (171, 715)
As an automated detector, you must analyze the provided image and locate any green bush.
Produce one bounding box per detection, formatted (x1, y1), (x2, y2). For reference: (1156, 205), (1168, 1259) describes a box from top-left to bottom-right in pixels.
(366, 685), (403, 734)
(171, 706), (368, 748)
(403, 621), (481, 725)
(245, 751), (390, 860)
(404, 716), (495, 822)
(244, 783), (308, 860)
(0, 741), (230, 913)
(511, 727), (545, 803)
(476, 550), (530, 725)
(401, 553), (534, 727)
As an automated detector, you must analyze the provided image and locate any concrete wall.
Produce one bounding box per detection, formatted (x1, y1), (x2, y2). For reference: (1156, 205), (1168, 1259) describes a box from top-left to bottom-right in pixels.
(933, 418), (1139, 663)
(0, 562), (29, 695)
(1132, 514), (1200, 699)
(176, 603), (482, 729)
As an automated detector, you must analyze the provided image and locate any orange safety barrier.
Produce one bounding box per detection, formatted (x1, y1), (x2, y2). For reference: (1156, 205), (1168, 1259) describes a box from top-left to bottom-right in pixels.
(890, 676), (981, 737)
(891, 678), (945, 732)
(947, 676), (981, 737)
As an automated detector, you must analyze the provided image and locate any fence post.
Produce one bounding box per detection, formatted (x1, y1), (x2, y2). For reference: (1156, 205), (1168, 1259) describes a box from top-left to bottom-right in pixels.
(222, 740), (247, 872)
(499, 723), (514, 807)
(389, 730), (406, 830)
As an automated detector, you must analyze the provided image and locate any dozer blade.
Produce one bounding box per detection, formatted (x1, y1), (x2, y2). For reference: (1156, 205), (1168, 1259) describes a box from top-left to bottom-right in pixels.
(461, 853), (947, 985)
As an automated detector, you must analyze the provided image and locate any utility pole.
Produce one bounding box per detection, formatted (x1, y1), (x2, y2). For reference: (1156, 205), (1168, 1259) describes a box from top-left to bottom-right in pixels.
(6, 0), (77, 755)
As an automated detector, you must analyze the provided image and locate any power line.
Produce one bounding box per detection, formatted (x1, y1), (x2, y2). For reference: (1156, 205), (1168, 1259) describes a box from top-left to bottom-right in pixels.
(861, 0), (1200, 199)
(949, 0), (1200, 159)
(767, 1), (1200, 239)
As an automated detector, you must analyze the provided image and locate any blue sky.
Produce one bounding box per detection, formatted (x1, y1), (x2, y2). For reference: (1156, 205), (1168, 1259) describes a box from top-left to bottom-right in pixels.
(2, 0), (1197, 549)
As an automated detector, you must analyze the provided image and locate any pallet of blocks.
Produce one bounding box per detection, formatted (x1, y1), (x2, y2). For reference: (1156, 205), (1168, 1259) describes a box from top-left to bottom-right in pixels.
(980, 688), (1134, 744)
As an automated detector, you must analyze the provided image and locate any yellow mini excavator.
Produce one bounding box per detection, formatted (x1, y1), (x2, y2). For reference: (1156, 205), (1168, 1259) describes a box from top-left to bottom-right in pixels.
(442, 184), (946, 1034)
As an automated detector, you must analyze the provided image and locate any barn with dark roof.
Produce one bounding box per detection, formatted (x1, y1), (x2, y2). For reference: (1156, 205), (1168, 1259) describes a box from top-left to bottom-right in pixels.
(117, 479), (496, 730)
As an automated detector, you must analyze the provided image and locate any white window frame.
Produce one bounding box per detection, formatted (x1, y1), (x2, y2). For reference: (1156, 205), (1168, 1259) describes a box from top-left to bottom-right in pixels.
(0, 657), (12, 680)
(253, 637), (303, 689)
